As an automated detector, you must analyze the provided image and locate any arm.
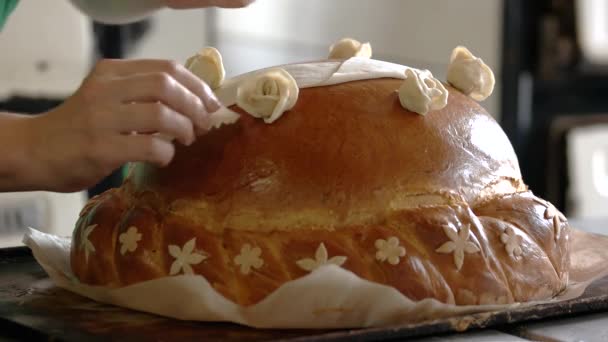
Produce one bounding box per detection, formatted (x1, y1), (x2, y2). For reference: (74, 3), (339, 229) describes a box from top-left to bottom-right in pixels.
(69, 0), (255, 24)
(0, 113), (41, 191)
(0, 59), (220, 193)
(68, 0), (164, 25)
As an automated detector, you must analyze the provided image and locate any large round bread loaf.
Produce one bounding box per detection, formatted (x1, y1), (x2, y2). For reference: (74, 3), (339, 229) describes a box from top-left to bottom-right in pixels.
(71, 77), (569, 306)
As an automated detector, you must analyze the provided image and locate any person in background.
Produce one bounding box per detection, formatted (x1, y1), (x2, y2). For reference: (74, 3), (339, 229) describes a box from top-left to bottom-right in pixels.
(0, 0), (254, 193)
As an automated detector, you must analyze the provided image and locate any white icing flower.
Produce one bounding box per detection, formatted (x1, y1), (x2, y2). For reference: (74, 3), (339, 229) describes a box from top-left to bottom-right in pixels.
(500, 227), (523, 259)
(375, 237), (406, 265)
(80, 224), (97, 263)
(296, 243), (347, 272)
(185, 47), (225, 89)
(436, 223), (480, 271)
(119, 226), (142, 255)
(168, 238), (207, 275)
(234, 244), (264, 275)
(328, 38), (372, 59)
(447, 46), (495, 101)
(236, 68), (299, 124)
(399, 68), (448, 115)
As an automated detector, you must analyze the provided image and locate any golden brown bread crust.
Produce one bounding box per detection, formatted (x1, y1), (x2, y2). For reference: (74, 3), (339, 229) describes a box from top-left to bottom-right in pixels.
(125, 80), (526, 232)
(71, 78), (569, 306)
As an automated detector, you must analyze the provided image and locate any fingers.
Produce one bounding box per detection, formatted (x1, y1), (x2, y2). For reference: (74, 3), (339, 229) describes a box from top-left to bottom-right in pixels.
(112, 72), (210, 132)
(166, 0), (255, 9)
(110, 134), (176, 167)
(96, 59), (221, 113)
(115, 103), (195, 146)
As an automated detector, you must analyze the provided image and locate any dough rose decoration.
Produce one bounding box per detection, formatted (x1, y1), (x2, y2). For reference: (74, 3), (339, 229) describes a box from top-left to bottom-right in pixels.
(328, 38), (372, 59)
(447, 46), (495, 101)
(398, 68), (448, 115)
(236, 68), (299, 124)
(185, 47), (226, 89)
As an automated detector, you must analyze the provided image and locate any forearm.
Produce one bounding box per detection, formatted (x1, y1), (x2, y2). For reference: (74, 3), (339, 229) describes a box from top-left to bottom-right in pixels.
(69, 0), (255, 24)
(69, 0), (164, 24)
(0, 112), (42, 192)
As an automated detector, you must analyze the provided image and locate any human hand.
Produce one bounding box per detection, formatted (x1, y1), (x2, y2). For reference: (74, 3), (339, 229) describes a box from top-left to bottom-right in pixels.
(27, 59), (220, 192)
(164, 0), (255, 9)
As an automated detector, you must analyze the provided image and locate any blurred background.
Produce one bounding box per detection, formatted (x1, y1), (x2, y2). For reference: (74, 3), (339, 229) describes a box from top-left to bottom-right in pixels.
(0, 0), (606, 244)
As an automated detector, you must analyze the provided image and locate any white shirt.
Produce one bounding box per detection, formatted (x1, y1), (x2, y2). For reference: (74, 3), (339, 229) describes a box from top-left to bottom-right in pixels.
(69, 0), (165, 24)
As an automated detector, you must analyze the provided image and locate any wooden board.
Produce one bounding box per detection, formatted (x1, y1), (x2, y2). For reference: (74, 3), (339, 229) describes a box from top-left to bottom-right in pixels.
(0, 247), (608, 341)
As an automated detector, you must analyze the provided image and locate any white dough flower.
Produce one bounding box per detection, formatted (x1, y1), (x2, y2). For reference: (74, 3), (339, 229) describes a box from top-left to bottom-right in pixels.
(185, 47), (225, 89)
(328, 38), (372, 59)
(236, 68), (299, 124)
(436, 223), (480, 270)
(296, 243), (347, 272)
(533, 197), (567, 241)
(447, 46), (495, 101)
(234, 244), (264, 275)
(544, 203), (567, 240)
(399, 68), (448, 115)
(119, 226), (142, 255)
(168, 238), (207, 275)
(207, 107), (241, 130)
(80, 224), (97, 263)
(500, 227), (523, 259)
(375, 237), (406, 265)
